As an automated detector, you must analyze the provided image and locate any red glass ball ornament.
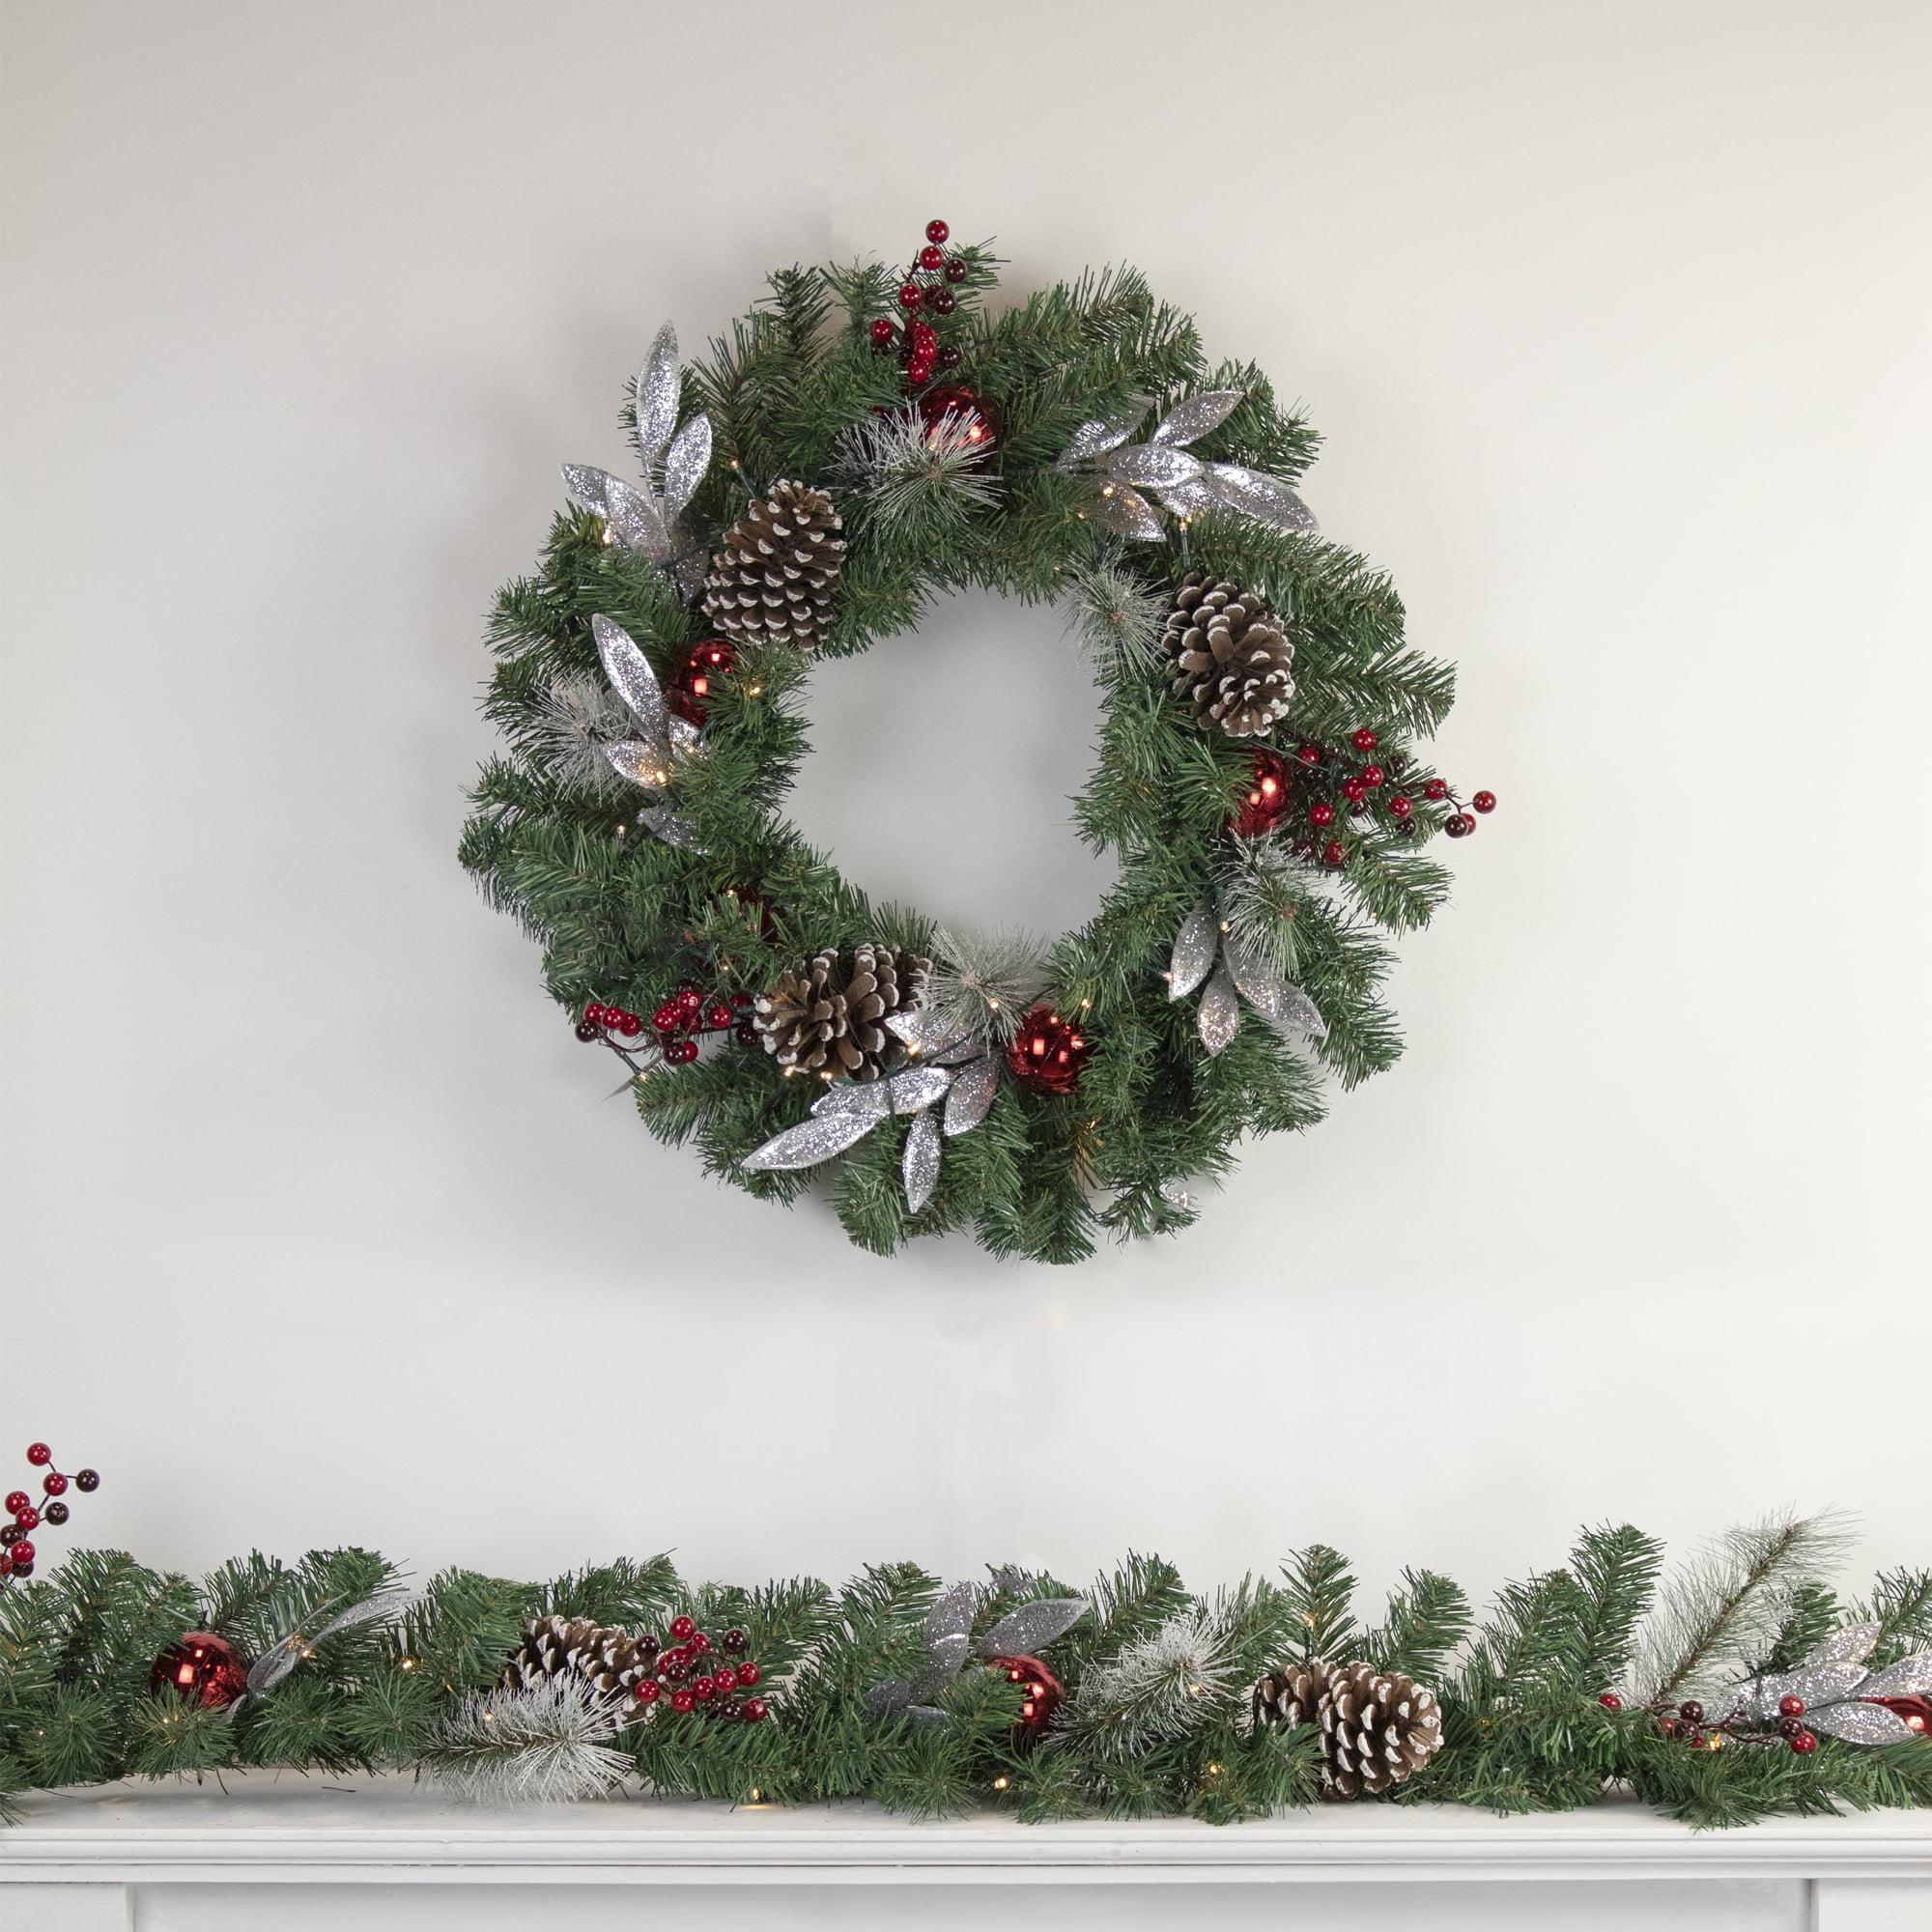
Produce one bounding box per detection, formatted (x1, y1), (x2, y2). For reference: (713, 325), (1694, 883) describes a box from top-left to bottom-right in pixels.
(8, 1539), (32, 1565)
(670, 1689), (696, 1714)
(1361, 764), (1385, 788)
(1472, 789), (1496, 813)
(151, 1632), (249, 1710)
(988, 1653), (1064, 1740)
(742, 1696), (769, 1722)
(737, 1661), (761, 1686)
(1006, 1007), (1094, 1097)
(868, 317), (895, 347)
(1388, 794), (1414, 820)
(1423, 779), (1449, 801)
(1598, 1692), (1622, 1712)
(1779, 1694), (1805, 1719)
(917, 384), (1001, 455)
(1228, 749), (1292, 838)
(1309, 802), (1336, 828)
(13, 1506), (39, 1532)
(1351, 728), (1378, 753)
(1321, 840), (1347, 867)
(1791, 1730), (1818, 1754)
(1867, 1694), (1932, 1734)
(666, 637), (737, 727)
(41, 1472), (67, 1497)
(25, 1444), (51, 1466)
(669, 1615), (696, 1642)
(4, 1492), (27, 1516)
(924, 218), (950, 243)
(944, 257), (967, 284)
(919, 244), (945, 270)
(897, 283), (922, 311)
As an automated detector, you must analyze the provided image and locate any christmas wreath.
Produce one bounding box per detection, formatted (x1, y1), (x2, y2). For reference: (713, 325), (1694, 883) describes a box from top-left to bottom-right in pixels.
(461, 218), (1495, 1262)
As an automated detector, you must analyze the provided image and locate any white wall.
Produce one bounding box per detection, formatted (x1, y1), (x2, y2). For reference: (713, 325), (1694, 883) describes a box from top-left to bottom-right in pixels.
(4, 0), (1928, 1619)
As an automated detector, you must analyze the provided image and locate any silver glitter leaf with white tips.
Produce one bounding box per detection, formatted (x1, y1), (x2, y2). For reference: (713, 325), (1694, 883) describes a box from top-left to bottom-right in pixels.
(1105, 444), (1205, 491)
(980, 1597), (1087, 1659)
(902, 1108), (942, 1213)
(1225, 939), (1327, 1039)
(1198, 964), (1241, 1056)
(1058, 397), (1151, 467)
(1094, 483), (1164, 542)
(740, 1106), (883, 1172)
(812, 1081), (893, 1121)
(661, 414), (712, 518)
(1208, 464), (1319, 533)
(1151, 388), (1245, 446)
(632, 322), (682, 470)
(1807, 1700), (1917, 1744)
(891, 1065), (954, 1115)
(1861, 1656), (1932, 1699)
(943, 1055), (1000, 1136)
(1168, 902), (1220, 1001)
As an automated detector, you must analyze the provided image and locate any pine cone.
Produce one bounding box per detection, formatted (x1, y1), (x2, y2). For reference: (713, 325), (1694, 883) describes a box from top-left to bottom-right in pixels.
(753, 943), (930, 1084)
(501, 1614), (660, 1726)
(702, 479), (846, 651)
(1160, 573), (1295, 737)
(1252, 1660), (1443, 1799)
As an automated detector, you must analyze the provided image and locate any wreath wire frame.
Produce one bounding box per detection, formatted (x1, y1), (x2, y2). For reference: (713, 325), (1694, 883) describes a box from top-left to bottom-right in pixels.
(461, 242), (1482, 1264)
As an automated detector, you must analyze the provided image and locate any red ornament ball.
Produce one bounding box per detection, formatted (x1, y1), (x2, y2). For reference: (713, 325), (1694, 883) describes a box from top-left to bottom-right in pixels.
(25, 1444), (51, 1466)
(666, 637), (737, 727)
(1598, 1691), (1623, 1712)
(924, 218), (950, 243)
(897, 283), (922, 311)
(1779, 1694), (1805, 1719)
(1006, 1007), (1093, 1097)
(1790, 1730), (1818, 1754)
(151, 1632), (249, 1710)
(989, 1653), (1065, 1739)
(919, 244), (945, 270)
(1228, 749), (1291, 838)
(1472, 789), (1497, 813)
(1309, 802), (1336, 828)
(918, 384), (1001, 454)
(1868, 1694), (1932, 1734)
(1351, 727), (1378, 752)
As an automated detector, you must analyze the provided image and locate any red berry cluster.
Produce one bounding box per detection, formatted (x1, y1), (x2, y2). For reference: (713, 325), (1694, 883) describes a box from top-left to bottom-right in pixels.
(1640, 1692), (1818, 1756)
(579, 1002), (642, 1041)
(1006, 1006), (1093, 1097)
(870, 217), (971, 387)
(3, 1442), (100, 1583)
(647, 982), (755, 1066)
(634, 1614), (769, 1724)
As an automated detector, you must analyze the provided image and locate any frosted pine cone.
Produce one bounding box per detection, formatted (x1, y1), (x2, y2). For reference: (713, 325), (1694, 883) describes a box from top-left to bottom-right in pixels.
(702, 479), (846, 650)
(500, 1614), (660, 1727)
(1160, 573), (1296, 737)
(752, 944), (929, 1084)
(1252, 1660), (1444, 1799)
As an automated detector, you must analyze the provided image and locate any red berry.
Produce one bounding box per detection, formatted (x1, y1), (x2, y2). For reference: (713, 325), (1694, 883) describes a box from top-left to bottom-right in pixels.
(733, 1022), (757, 1044)
(9, 1540), (32, 1565)
(1423, 779), (1449, 801)
(693, 1676), (717, 1702)
(729, 992), (751, 1010)
(74, 1470), (99, 1492)
(690, 1631), (713, 1654)
(712, 1664), (737, 1690)
(574, 1020), (601, 1042)
(669, 1615), (696, 1642)
(736, 1661), (760, 1686)
(1342, 778), (1368, 804)
(1310, 802), (1336, 827)
(653, 1004), (681, 1032)
(13, 1507), (38, 1531)
(1361, 765), (1385, 788)
(670, 1690), (696, 1714)
(919, 244), (945, 270)
(910, 320), (936, 348)
(41, 1473), (67, 1497)
(868, 318), (895, 346)
(925, 219), (950, 244)
(742, 1697), (769, 1721)
(1351, 728), (1378, 752)
(43, 1501), (69, 1525)
(617, 1013), (642, 1037)
(1679, 1701), (1705, 1724)
(1472, 789), (1497, 813)
(897, 284), (922, 311)
(1791, 1730), (1818, 1754)
(1388, 795), (1414, 819)
(1779, 1695), (1805, 1719)
(1599, 1691), (1623, 1712)
(635, 1679), (661, 1704)
(677, 987), (702, 1011)
(1445, 813), (1475, 838)
(668, 1039), (698, 1065)
(9, 1557), (32, 1577)
(908, 355), (935, 382)
(700, 1004), (728, 1030)
(1295, 744), (1321, 765)
(25, 1444), (51, 1466)
(1321, 840), (1346, 867)
(4, 1492), (26, 1515)
(944, 258), (967, 284)
(930, 290), (956, 316)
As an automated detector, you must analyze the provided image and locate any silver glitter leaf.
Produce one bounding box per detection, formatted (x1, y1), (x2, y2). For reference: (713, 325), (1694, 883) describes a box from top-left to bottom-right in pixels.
(1808, 1623), (1883, 1666)
(1105, 443), (1205, 491)
(740, 1107), (883, 1172)
(1225, 939), (1327, 1039)
(891, 1065), (954, 1115)
(661, 413), (713, 518)
(902, 1108), (943, 1213)
(633, 323), (681, 470)
(1806, 1700), (1916, 1745)
(930, 1034), (991, 1067)
(1058, 396), (1151, 467)
(1156, 475), (1226, 519)
(811, 1081), (893, 1121)
(905, 1704), (949, 1726)
(912, 1632), (969, 1697)
(943, 1055), (1000, 1136)
(887, 1009), (972, 1059)
(1095, 482), (1165, 542)
(637, 804), (705, 852)
(1198, 964), (1241, 1056)
(604, 740), (673, 789)
(667, 715), (700, 756)
(561, 462), (616, 519)
(1208, 465), (1319, 533)
(1861, 1656), (1932, 1699)
(1742, 1662), (1870, 1720)
(1168, 902), (1220, 1001)
(1151, 388), (1245, 447)
(591, 614), (670, 753)
(980, 1597), (1086, 1659)
(564, 466), (670, 557)
(863, 1679), (912, 1718)
(924, 1580), (978, 1651)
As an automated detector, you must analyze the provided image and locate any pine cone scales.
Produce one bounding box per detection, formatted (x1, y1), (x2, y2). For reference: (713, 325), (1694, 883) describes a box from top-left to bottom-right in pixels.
(501, 1614), (659, 1724)
(702, 479), (846, 650)
(1253, 1660), (1444, 1799)
(753, 944), (929, 1084)
(1161, 573), (1295, 737)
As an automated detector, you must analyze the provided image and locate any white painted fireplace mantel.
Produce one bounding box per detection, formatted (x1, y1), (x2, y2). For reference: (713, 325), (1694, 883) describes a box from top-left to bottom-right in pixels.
(2, 1775), (1928, 1932)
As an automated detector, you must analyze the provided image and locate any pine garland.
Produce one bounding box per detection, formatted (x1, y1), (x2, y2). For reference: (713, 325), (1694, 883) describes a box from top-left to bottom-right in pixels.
(3, 1520), (1928, 1830)
(459, 229), (1500, 1263)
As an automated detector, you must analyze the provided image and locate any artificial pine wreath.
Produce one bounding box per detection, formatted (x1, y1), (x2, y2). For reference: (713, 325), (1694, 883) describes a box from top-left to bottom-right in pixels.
(461, 217), (1498, 1262)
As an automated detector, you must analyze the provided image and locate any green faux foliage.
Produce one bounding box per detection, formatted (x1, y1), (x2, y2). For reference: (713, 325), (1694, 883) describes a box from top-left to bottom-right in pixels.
(462, 245), (1493, 1262)
(3, 1523), (1927, 1830)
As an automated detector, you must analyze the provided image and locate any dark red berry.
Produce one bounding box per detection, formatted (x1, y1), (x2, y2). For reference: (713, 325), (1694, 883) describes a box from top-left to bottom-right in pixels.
(669, 1039), (698, 1065)
(1449, 812), (1476, 837)
(729, 992), (751, 1010)
(937, 345), (962, 370)
(575, 1021), (601, 1042)
(930, 290), (956, 315)
(1780, 1716), (1804, 1738)
(1679, 1701), (1704, 1724)
(1351, 728), (1378, 752)
(733, 1022), (757, 1044)
(9, 1558), (31, 1577)
(1321, 840), (1346, 867)
(43, 1500), (68, 1525)
(0, 1526), (16, 1547)
(1388, 795), (1413, 819)
(924, 219), (949, 243)
(1472, 789), (1496, 812)
(919, 244), (944, 270)
(1598, 1692), (1622, 1712)
(1423, 779), (1449, 801)
(868, 318), (894, 346)
(897, 284), (922, 311)
(742, 1697), (769, 1721)
(1294, 743), (1321, 765)
(690, 1631), (713, 1654)
(722, 1629), (749, 1653)
(944, 257), (967, 283)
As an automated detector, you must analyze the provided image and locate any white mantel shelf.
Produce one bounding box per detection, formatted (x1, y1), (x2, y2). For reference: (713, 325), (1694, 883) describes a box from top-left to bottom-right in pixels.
(3, 1773), (1930, 1929)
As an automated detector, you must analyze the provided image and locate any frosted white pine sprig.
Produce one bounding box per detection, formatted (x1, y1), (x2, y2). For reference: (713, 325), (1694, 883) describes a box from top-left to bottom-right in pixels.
(1050, 1603), (1241, 1758)
(1216, 839), (1313, 983)
(526, 674), (640, 795)
(1063, 558), (1168, 669)
(833, 405), (1002, 539)
(923, 924), (1046, 1047)
(424, 1677), (631, 1805)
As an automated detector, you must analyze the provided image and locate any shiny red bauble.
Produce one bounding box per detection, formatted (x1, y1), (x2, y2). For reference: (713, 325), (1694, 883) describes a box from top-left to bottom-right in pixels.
(151, 1632), (249, 1710)
(1006, 1008), (1093, 1097)
(666, 638), (737, 727)
(1868, 1695), (1932, 1734)
(991, 1653), (1065, 1739)
(917, 384), (1001, 455)
(1228, 749), (1292, 838)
